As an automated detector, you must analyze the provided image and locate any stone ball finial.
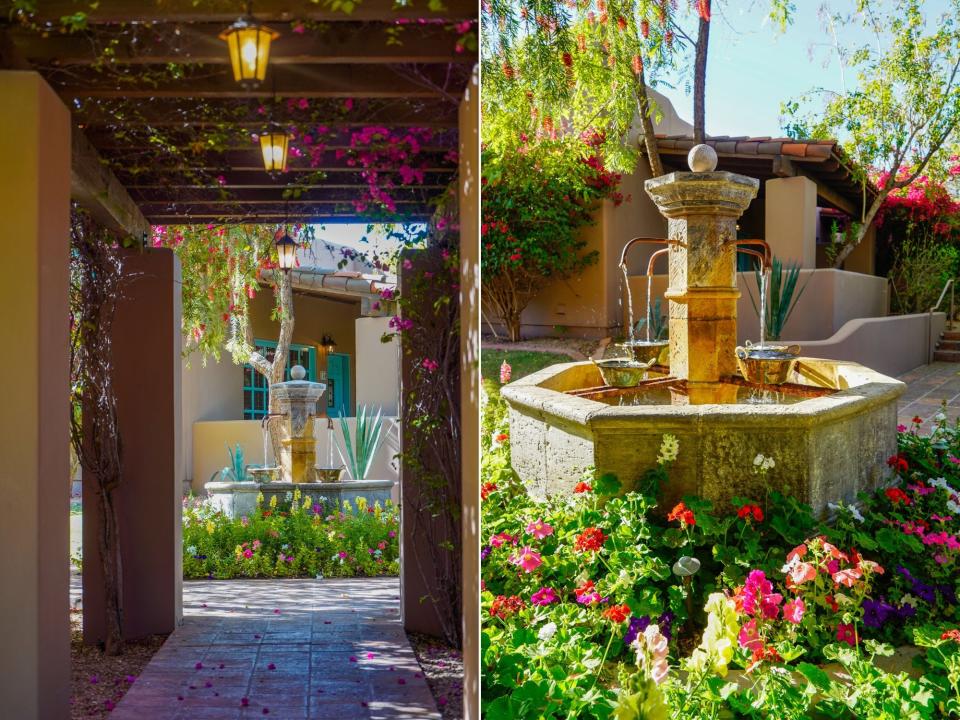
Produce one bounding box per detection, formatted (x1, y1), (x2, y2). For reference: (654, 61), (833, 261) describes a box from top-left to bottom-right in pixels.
(688, 143), (718, 172)
(290, 365), (307, 381)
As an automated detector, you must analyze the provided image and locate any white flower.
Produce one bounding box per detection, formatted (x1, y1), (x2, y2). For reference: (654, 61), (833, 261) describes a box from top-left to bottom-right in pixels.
(948, 499), (960, 514)
(900, 594), (919, 608)
(657, 434), (679, 464)
(538, 622), (557, 642)
(186, 545), (197, 555)
(850, 505), (865, 523)
(936, 412), (947, 422)
(753, 454), (775, 471)
(754, 454), (764, 466)
(763, 457), (775, 470)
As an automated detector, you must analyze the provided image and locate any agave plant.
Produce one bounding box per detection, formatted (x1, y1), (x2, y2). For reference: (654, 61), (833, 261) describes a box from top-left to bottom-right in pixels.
(218, 443), (250, 483)
(336, 405), (385, 480)
(633, 297), (668, 341)
(747, 257), (811, 342)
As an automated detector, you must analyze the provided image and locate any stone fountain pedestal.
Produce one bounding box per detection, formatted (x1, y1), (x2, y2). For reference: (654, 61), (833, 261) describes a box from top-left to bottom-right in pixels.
(204, 478), (395, 518)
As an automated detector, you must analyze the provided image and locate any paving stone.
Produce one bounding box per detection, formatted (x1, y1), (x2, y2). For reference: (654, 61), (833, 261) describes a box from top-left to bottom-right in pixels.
(110, 577), (440, 720)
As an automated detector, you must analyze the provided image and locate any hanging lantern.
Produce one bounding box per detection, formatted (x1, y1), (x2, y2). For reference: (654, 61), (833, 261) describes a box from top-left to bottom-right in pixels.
(275, 232), (298, 272)
(321, 334), (337, 353)
(259, 123), (290, 175)
(219, 8), (279, 88)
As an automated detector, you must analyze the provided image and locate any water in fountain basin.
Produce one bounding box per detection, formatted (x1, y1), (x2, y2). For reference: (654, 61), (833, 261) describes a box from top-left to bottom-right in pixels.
(621, 262), (635, 344)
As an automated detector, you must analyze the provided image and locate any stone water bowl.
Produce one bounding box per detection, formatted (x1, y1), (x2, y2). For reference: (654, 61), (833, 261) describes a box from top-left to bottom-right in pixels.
(315, 466), (346, 483)
(248, 466), (281, 483)
(592, 358), (648, 388)
(623, 339), (670, 366)
(735, 342), (801, 386)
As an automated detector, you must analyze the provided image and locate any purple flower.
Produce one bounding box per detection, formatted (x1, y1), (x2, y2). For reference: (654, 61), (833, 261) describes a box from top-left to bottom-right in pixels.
(480, 545), (492, 561)
(658, 611), (676, 640)
(862, 597), (895, 628)
(623, 615), (651, 645)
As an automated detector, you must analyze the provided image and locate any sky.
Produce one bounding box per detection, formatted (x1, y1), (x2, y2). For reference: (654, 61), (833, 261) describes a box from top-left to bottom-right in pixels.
(654, 0), (953, 138)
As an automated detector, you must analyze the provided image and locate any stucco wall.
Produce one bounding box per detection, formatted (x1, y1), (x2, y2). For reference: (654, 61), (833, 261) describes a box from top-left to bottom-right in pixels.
(355, 316), (400, 415)
(249, 291), (361, 414)
(626, 269), (889, 344)
(181, 352), (243, 486)
(192, 417), (400, 494)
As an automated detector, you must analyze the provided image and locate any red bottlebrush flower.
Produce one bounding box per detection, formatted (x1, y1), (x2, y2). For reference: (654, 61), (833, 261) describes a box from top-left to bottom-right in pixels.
(480, 482), (497, 500)
(737, 504), (764, 522)
(697, 0), (711, 22)
(631, 55), (643, 75)
(542, 115), (554, 134)
(885, 487), (912, 505)
(641, 19), (650, 37)
(886, 454), (909, 473)
(502, 63), (515, 80)
(577, 33), (586, 52)
(597, 0), (606, 11)
(573, 481), (592, 494)
(941, 629), (960, 643)
(489, 595), (525, 619)
(616, 15), (627, 31)
(665, 29), (674, 48)
(602, 604), (631, 623)
(667, 501), (696, 526)
(574, 526), (608, 553)
(562, 51), (573, 68)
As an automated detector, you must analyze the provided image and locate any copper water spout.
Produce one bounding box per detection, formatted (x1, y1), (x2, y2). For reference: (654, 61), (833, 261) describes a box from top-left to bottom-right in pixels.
(618, 236), (669, 268)
(646, 247), (669, 277)
(736, 239), (772, 270)
(737, 248), (767, 269)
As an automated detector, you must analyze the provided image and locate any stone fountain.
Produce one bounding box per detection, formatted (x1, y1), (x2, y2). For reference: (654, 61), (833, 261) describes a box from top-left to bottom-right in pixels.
(502, 146), (905, 513)
(205, 365), (393, 517)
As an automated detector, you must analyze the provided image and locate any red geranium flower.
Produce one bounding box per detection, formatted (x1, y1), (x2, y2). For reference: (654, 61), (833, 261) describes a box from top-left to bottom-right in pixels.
(886, 454), (909, 473)
(573, 481), (592, 494)
(667, 501), (696, 526)
(941, 629), (960, 643)
(489, 595), (524, 619)
(602, 604), (631, 623)
(737, 504), (764, 522)
(574, 526), (608, 553)
(885, 487), (912, 505)
(480, 482), (497, 501)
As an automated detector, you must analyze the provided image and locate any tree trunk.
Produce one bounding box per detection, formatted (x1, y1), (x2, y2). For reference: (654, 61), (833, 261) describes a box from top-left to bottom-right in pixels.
(633, 70), (664, 177)
(265, 270), (295, 461)
(692, 2), (711, 144)
(98, 485), (124, 655)
(832, 194), (884, 268)
(507, 312), (522, 342)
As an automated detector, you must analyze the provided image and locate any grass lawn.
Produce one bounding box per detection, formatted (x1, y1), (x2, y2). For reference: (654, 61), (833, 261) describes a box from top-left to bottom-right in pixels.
(481, 349), (573, 397)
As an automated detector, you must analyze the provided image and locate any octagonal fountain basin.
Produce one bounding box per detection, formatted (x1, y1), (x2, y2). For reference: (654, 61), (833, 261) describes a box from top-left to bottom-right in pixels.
(501, 358), (905, 514)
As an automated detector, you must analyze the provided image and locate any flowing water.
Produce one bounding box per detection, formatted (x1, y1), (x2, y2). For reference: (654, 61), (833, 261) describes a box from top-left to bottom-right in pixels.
(327, 422), (335, 467)
(758, 268), (769, 348)
(263, 423), (271, 467)
(645, 269), (654, 343)
(621, 262), (635, 344)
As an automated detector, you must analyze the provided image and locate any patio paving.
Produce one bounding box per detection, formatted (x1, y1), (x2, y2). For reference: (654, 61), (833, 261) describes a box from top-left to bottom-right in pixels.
(107, 577), (438, 720)
(898, 361), (960, 433)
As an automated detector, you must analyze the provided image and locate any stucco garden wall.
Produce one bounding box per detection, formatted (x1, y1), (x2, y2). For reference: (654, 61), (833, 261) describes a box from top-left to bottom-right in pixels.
(191, 417), (400, 495)
(355, 316), (400, 415)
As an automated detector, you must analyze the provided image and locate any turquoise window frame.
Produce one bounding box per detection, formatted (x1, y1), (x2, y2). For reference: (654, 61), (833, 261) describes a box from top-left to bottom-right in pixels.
(243, 340), (317, 420)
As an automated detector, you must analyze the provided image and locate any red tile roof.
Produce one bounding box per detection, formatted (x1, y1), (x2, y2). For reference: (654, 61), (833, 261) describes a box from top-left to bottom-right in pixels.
(655, 134), (839, 161)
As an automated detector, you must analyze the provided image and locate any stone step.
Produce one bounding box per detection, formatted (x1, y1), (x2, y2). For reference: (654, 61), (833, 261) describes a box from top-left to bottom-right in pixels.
(942, 331), (960, 341)
(933, 349), (960, 362)
(938, 340), (960, 352)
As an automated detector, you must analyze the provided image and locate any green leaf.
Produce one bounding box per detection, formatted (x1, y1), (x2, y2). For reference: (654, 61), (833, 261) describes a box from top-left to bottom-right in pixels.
(796, 662), (832, 691)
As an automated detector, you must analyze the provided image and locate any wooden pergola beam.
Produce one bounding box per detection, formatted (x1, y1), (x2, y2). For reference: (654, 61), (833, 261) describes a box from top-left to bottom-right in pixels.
(119, 169), (454, 187)
(11, 24), (472, 66)
(52, 64), (458, 99)
(71, 126), (151, 238)
(130, 185), (447, 202)
(21, 0), (476, 23)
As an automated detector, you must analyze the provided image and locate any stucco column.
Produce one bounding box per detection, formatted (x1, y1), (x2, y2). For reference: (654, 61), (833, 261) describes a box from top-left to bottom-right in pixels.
(458, 64), (480, 720)
(0, 71), (71, 720)
(83, 249), (183, 643)
(764, 176), (817, 269)
(645, 151), (759, 403)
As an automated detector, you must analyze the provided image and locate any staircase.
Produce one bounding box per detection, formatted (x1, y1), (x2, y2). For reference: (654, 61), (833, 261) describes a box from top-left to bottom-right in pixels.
(934, 330), (960, 362)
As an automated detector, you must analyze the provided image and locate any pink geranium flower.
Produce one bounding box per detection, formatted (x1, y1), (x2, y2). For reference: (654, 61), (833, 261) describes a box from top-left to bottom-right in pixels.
(836, 623), (857, 646)
(783, 597), (805, 624)
(530, 587), (558, 605)
(832, 567), (862, 588)
(525, 519), (554, 540)
(738, 619), (763, 651)
(509, 546), (543, 573)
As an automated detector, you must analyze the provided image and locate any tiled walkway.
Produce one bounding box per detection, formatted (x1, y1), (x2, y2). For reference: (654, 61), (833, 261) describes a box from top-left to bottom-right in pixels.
(109, 577), (439, 720)
(898, 362), (960, 433)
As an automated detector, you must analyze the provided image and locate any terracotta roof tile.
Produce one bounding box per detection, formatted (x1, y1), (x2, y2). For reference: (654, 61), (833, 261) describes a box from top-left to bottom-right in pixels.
(654, 134), (840, 162)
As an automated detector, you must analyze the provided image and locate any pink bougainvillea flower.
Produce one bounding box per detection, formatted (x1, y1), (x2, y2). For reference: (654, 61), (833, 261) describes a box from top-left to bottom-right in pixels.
(421, 358), (439, 372)
(509, 546), (543, 573)
(530, 587), (559, 606)
(194, 662), (203, 670)
(366, 652), (375, 659)
(836, 623), (857, 646)
(525, 519), (554, 539)
(267, 663), (276, 670)
(349, 656), (358, 662)
(783, 597), (805, 624)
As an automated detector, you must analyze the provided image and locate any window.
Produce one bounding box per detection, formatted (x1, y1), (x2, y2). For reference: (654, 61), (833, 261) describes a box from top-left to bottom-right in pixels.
(243, 340), (317, 420)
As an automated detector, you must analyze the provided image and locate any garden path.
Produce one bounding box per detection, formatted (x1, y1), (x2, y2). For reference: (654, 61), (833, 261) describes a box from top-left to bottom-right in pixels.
(898, 361), (960, 433)
(103, 577), (438, 720)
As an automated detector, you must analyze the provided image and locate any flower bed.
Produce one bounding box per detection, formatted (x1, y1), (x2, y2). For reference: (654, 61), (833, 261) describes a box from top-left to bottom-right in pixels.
(183, 490), (399, 579)
(481, 384), (960, 719)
